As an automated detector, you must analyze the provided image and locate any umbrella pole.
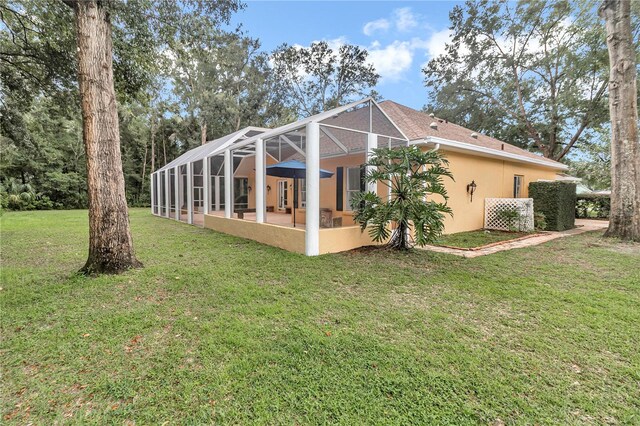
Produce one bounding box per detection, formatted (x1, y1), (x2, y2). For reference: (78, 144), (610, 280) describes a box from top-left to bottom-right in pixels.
(293, 178), (296, 228)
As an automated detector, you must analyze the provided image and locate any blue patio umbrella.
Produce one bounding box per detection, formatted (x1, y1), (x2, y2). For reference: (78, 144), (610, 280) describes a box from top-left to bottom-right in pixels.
(266, 160), (334, 227)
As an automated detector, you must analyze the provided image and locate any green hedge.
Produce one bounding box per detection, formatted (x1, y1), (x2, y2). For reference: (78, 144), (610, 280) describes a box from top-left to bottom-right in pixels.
(528, 181), (576, 231)
(576, 194), (610, 219)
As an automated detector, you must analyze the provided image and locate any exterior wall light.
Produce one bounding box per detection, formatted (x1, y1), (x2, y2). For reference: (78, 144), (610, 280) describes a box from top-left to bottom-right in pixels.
(467, 180), (477, 202)
(267, 185), (271, 193)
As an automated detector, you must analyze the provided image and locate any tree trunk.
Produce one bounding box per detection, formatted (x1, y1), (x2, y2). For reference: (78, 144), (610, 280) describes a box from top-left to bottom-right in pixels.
(141, 139), (148, 195)
(162, 127), (167, 165)
(72, 0), (142, 274)
(201, 121), (207, 146)
(150, 113), (156, 173)
(600, 0), (640, 241)
(389, 221), (411, 250)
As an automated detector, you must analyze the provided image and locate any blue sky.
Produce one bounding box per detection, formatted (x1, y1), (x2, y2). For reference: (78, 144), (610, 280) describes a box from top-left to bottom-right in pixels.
(229, 1), (464, 110)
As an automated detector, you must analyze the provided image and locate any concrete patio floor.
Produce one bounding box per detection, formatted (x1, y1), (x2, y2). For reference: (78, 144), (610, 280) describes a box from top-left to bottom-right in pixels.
(418, 219), (610, 258)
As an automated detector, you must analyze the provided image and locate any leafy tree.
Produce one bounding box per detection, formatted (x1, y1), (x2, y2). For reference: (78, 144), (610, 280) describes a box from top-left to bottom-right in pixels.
(271, 41), (379, 117)
(351, 146), (453, 250)
(423, 0), (633, 161)
(1, 0), (243, 274)
(170, 31), (292, 147)
(567, 129), (611, 191)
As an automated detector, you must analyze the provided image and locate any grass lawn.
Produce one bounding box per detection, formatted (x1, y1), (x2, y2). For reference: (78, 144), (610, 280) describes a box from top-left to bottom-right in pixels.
(2, 209), (639, 424)
(435, 230), (533, 249)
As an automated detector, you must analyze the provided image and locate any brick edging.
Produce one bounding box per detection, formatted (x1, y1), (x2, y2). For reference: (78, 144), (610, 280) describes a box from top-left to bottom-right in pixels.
(436, 232), (550, 251)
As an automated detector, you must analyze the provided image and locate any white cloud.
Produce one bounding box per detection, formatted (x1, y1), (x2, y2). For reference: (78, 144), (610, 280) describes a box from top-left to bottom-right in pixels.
(367, 40), (415, 82)
(323, 36), (348, 52)
(393, 7), (418, 32)
(424, 28), (452, 58)
(365, 36), (445, 82)
(363, 18), (390, 36)
(418, 28), (466, 70)
(363, 7), (421, 37)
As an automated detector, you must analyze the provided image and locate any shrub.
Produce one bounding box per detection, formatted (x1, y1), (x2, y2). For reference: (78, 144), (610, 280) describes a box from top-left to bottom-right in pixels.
(496, 205), (526, 231)
(1, 179), (65, 210)
(528, 181), (576, 231)
(40, 171), (87, 209)
(534, 212), (547, 231)
(576, 194), (610, 219)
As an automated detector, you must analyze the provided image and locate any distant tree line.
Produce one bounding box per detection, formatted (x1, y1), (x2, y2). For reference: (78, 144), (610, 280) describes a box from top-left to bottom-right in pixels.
(0, 1), (377, 211)
(2, 0), (636, 211)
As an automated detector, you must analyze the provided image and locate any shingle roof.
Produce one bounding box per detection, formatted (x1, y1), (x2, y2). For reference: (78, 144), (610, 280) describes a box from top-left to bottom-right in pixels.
(378, 100), (565, 169)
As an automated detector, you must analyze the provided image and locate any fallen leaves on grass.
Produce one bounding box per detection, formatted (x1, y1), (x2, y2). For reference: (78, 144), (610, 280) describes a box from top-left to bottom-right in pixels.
(124, 335), (142, 353)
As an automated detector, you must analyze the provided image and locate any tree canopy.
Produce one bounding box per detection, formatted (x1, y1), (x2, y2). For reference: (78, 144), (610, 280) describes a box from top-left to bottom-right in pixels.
(271, 41), (379, 117)
(0, 0), (294, 209)
(423, 0), (639, 161)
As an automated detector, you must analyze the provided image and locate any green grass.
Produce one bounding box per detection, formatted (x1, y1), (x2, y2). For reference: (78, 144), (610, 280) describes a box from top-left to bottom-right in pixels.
(1, 209), (639, 424)
(435, 230), (532, 249)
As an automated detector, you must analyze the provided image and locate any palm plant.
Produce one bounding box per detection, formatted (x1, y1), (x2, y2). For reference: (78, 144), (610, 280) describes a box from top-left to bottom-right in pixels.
(351, 146), (453, 250)
(0, 179), (37, 210)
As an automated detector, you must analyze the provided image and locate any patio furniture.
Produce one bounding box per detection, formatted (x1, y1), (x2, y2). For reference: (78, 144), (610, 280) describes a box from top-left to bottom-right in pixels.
(320, 208), (333, 228)
(266, 160), (334, 227)
(236, 208), (256, 219)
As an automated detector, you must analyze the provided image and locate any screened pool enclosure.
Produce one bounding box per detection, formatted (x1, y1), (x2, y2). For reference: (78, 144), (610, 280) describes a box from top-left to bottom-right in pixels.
(150, 98), (409, 255)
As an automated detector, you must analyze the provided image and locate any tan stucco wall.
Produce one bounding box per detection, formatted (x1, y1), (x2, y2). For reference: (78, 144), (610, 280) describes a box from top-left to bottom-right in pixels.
(319, 226), (384, 254)
(204, 213), (384, 255)
(203, 214), (305, 253)
(436, 149), (559, 234)
(292, 149), (558, 234)
(222, 148), (560, 252)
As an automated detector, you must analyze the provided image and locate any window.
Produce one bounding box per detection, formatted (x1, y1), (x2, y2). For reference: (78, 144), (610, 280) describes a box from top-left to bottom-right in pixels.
(299, 178), (306, 208)
(346, 166), (361, 210)
(513, 175), (524, 198)
(234, 177), (248, 209)
(277, 180), (288, 210)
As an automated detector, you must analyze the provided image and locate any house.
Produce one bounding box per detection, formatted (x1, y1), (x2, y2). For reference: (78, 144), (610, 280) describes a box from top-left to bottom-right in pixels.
(150, 98), (567, 255)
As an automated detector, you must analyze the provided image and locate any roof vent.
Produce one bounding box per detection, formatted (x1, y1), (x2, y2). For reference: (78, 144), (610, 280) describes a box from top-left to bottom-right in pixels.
(429, 122), (438, 130)
(429, 112), (435, 118)
(471, 132), (478, 139)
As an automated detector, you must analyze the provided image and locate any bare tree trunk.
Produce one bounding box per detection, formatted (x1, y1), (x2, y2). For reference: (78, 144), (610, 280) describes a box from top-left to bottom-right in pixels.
(201, 121), (207, 146)
(162, 127), (167, 165)
(141, 139), (148, 194)
(71, 0), (142, 274)
(150, 113), (156, 173)
(600, 0), (640, 241)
